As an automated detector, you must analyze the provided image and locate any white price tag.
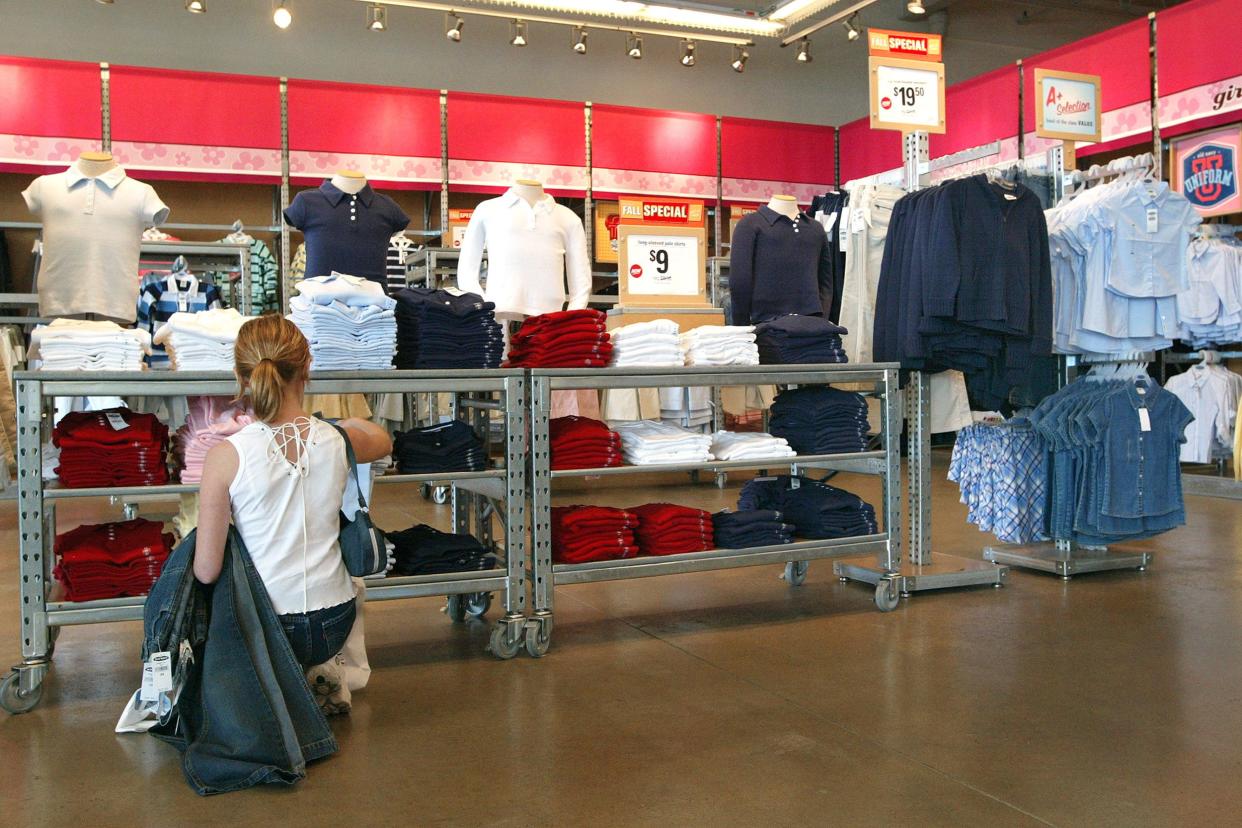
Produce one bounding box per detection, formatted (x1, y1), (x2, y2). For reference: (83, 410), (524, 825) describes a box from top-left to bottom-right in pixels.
(140, 651), (173, 701)
(625, 234), (699, 296)
(177, 293), (189, 313)
(1146, 208), (1159, 234)
(106, 412), (127, 431)
(1138, 408), (1151, 432)
(873, 61), (942, 130)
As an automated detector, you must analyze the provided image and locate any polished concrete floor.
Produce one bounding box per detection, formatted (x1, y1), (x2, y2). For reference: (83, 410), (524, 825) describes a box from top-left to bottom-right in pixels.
(1, 459), (1239, 826)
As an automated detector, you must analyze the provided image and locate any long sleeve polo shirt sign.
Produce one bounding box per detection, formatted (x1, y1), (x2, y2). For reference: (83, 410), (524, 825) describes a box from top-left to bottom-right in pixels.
(729, 205), (833, 326)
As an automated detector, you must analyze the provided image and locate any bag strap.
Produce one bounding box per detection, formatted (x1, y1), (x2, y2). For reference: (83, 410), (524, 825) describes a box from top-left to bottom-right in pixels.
(325, 420), (369, 510)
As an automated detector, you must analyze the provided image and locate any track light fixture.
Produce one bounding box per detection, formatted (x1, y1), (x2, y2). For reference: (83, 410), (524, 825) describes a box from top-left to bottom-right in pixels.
(680, 39), (696, 67)
(907, 1), (926, 13)
(185, 0), (205, 12)
(95, 0), (114, 5)
(445, 11), (464, 41)
(572, 26), (588, 54)
(367, 4), (386, 31)
(731, 45), (749, 73)
(510, 19), (528, 47)
(273, 1), (292, 29)
(796, 38), (811, 62)
(843, 12), (860, 41)
(627, 33), (643, 59)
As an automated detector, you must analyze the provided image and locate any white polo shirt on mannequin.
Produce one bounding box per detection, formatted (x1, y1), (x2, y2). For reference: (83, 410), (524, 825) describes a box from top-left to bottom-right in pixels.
(23, 163), (170, 322)
(457, 187), (591, 316)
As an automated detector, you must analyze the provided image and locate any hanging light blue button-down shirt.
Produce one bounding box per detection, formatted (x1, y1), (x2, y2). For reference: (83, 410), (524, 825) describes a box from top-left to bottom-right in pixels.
(1102, 180), (1201, 299)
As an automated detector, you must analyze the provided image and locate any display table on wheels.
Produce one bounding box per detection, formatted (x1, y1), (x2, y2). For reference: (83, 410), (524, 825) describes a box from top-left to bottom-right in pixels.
(524, 363), (905, 657)
(1, 368), (530, 714)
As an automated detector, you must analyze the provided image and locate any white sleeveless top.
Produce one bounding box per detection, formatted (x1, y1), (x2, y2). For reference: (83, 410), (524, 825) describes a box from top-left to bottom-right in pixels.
(226, 416), (353, 615)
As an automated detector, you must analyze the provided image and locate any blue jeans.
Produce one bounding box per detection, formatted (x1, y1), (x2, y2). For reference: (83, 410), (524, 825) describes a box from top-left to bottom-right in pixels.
(279, 599), (357, 669)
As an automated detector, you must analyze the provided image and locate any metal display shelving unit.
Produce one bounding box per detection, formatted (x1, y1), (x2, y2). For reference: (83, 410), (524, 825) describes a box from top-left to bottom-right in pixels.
(2, 368), (530, 713)
(139, 240), (253, 316)
(525, 363), (905, 657)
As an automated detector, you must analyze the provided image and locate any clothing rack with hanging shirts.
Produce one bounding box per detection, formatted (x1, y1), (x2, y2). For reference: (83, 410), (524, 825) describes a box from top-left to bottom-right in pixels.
(0, 367), (533, 713)
(138, 241), (252, 316)
(1160, 348), (1242, 500)
(835, 131), (1010, 600)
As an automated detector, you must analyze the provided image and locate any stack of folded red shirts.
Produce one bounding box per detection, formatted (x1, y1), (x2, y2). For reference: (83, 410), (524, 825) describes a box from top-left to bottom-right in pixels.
(550, 416), (624, 471)
(53, 408), (170, 487)
(53, 517), (174, 601)
(551, 505), (639, 563)
(505, 309), (613, 368)
(630, 503), (715, 556)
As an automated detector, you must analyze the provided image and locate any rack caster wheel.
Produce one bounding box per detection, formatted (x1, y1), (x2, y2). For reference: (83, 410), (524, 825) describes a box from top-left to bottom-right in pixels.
(432, 486), (449, 505)
(524, 620), (552, 659)
(714, 472), (728, 489)
(444, 594), (467, 622)
(874, 578), (900, 612)
(782, 561), (808, 586)
(488, 623), (522, 660)
(465, 592), (492, 619)
(0, 670), (43, 715)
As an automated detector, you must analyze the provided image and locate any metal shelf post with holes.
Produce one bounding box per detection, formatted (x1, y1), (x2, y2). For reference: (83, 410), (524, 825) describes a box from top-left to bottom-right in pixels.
(525, 363), (905, 658)
(2, 368), (530, 714)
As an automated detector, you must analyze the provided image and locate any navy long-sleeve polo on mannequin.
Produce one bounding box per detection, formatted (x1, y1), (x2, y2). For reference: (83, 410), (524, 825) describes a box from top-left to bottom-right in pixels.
(284, 181), (410, 288)
(729, 205), (833, 326)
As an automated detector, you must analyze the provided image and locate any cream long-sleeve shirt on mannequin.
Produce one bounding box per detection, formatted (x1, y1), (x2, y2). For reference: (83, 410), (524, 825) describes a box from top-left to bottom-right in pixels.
(457, 188), (591, 316)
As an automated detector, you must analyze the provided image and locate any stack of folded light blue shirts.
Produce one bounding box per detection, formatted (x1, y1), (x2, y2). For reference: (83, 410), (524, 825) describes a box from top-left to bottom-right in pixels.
(754, 314), (848, 364)
(392, 287), (504, 369)
(768, 386), (870, 454)
(288, 294), (397, 370)
(711, 510), (795, 549)
(738, 475), (877, 539)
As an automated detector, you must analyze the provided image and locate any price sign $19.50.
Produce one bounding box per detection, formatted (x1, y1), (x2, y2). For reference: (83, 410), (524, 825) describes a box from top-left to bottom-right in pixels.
(873, 60), (943, 131)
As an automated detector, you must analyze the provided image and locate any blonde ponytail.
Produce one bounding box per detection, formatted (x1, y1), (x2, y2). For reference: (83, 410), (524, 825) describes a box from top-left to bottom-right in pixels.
(234, 315), (311, 422)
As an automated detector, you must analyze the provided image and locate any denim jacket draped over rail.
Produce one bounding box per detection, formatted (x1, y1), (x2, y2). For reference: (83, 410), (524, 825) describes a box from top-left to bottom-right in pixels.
(143, 527), (337, 796)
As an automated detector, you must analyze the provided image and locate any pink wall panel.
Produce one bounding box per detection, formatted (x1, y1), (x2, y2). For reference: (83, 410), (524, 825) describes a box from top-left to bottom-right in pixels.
(1158, 0), (1242, 95)
(721, 117), (834, 184)
(837, 117), (902, 183)
(0, 56), (100, 138)
(288, 79), (440, 157)
(111, 66), (279, 148)
(1022, 18), (1150, 125)
(592, 104), (716, 176)
(449, 92), (583, 166)
(929, 65), (1019, 158)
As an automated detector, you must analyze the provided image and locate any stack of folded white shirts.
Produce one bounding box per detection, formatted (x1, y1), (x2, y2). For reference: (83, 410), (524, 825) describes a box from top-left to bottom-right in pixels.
(612, 419), (713, 465)
(659, 386), (712, 428)
(30, 319), (151, 371)
(608, 319), (684, 367)
(680, 325), (759, 366)
(153, 308), (248, 371)
(288, 272), (397, 370)
(709, 430), (795, 461)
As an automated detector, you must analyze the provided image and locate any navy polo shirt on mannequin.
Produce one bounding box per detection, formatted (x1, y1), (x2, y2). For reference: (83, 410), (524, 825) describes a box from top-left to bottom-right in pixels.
(284, 181), (410, 288)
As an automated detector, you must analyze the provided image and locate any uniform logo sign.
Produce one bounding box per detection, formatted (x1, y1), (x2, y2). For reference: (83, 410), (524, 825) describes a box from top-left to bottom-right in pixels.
(1182, 144), (1236, 208)
(1172, 126), (1242, 217)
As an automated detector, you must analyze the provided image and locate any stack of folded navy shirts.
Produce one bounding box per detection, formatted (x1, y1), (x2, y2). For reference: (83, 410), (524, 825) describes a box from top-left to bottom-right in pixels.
(768, 386), (871, 454)
(392, 287), (504, 369)
(386, 524), (496, 575)
(550, 416), (623, 471)
(711, 510), (796, 549)
(755, 315), (848, 364)
(739, 475), (877, 539)
(552, 505), (639, 563)
(506, 309), (613, 368)
(393, 420), (487, 473)
(630, 503), (714, 555)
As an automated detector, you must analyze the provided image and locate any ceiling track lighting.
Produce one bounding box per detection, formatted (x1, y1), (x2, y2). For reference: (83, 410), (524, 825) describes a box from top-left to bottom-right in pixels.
(626, 33), (643, 60)
(445, 11), (463, 41)
(572, 26), (588, 54)
(94, 0), (114, 5)
(907, 0), (926, 14)
(185, 0), (206, 12)
(273, 1), (292, 29)
(510, 19), (528, 47)
(679, 39), (696, 67)
(367, 3), (387, 31)
(843, 12), (860, 41)
(731, 45), (749, 73)
(795, 38), (812, 62)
